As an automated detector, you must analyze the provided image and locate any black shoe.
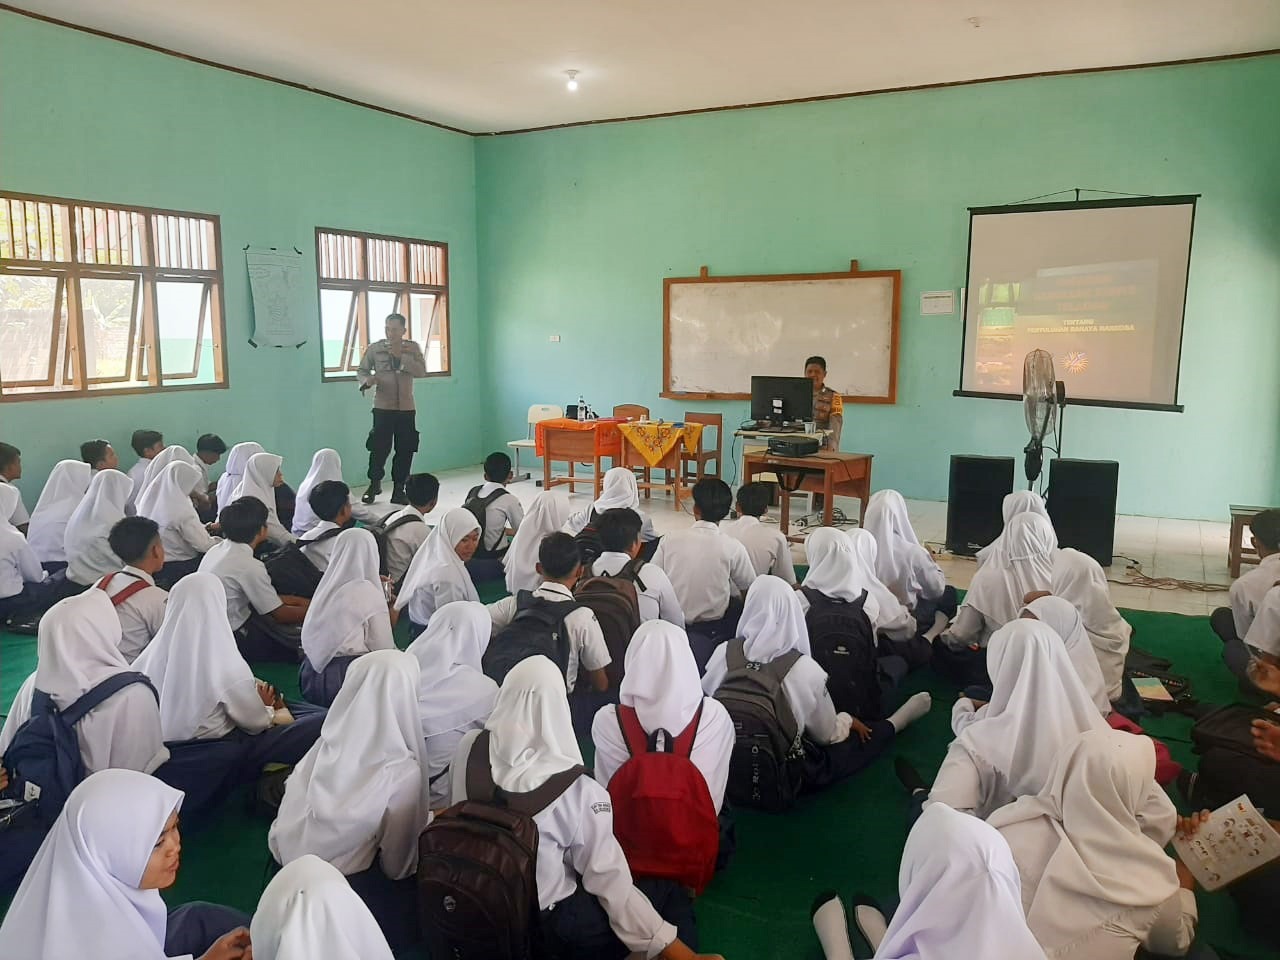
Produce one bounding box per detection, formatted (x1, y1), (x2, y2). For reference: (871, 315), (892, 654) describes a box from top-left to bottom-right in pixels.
(361, 482), (381, 504)
(390, 485), (408, 505)
(894, 755), (929, 795)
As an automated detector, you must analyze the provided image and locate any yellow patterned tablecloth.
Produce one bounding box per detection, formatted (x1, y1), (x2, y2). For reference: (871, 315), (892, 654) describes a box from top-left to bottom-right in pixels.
(616, 421), (704, 468)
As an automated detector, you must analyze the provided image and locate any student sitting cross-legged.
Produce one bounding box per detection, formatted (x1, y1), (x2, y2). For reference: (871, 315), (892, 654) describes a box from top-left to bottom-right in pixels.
(395, 507), (481, 636)
(563, 466), (660, 549)
(291, 447), (382, 537)
(862, 488), (957, 630)
(592, 507), (685, 627)
(504, 490), (573, 595)
(381, 472), (438, 586)
(1212, 508), (1280, 689)
(192, 433), (227, 520)
(0, 483), (61, 625)
(63, 467), (134, 587)
(136, 445), (197, 509)
(124, 428), (166, 508)
(297, 479), (353, 573)
(231, 451), (294, 548)
(100, 516), (170, 663)
(269, 650), (430, 952)
(298, 528), (397, 707)
(0, 441), (28, 533)
(216, 441), (263, 512)
(137, 460), (218, 588)
(720, 481), (796, 584)
(463, 451), (525, 584)
(25, 458), (91, 574)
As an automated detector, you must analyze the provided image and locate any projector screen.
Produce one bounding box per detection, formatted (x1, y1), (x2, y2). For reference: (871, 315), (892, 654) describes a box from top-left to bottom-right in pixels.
(957, 196), (1196, 411)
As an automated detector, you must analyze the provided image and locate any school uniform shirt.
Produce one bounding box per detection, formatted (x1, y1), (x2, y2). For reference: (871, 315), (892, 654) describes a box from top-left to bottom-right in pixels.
(505, 492), (573, 595)
(124, 457), (152, 512)
(720, 514), (797, 584)
(301, 528), (395, 671)
(591, 621), (733, 811)
(217, 441), (264, 509)
(199, 539), (283, 630)
(0, 490), (45, 598)
(488, 582), (610, 693)
(1231, 551), (1280, 637)
(862, 489), (947, 609)
(562, 468), (658, 542)
(1245, 586), (1280, 658)
(232, 452), (294, 547)
(802, 527), (916, 642)
(64, 468), (134, 586)
(382, 505), (430, 584)
(396, 508), (481, 625)
(471, 481), (524, 553)
(135, 461), (216, 562)
(0, 475), (30, 526)
(25, 459), (91, 565)
(298, 519), (343, 572)
(652, 520), (755, 624)
(99, 566), (169, 663)
(592, 551), (685, 626)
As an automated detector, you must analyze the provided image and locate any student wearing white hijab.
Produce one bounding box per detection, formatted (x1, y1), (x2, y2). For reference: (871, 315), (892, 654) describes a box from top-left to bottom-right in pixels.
(505, 490), (573, 594)
(299, 527), (395, 707)
(404, 600), (498, 808)
(25, 458), (91, 570)
(290, 447), (379, 535)
(988, 730), (1200, 960)
(138, 461), (218, 586)
(592, 620), (735, 812)
(1049, 547), (1131, 703)
(1022, 595), (1111, 715)
(805, 528), (918, 645)
(250, 855), (395, 960)
(231, 451), (293, 547)
(0, 769), (253, 960)
(136, 445), (196, 507)
(450, 657), (720, 960)
(0, 483), (55, 622)
(563, 466), (658, 543)
(975, 490), (1055, 569)
(269, 650), (428, 951)
(64, 467), (134, 586)
(396, 506), (481, 633)
(702, 577), (930, 791)
(862, 489), (954, 619)
(216, 441), (262, 509)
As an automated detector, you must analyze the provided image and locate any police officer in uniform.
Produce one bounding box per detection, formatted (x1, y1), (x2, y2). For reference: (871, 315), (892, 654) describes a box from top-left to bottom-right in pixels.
(357, 313), (427, 504)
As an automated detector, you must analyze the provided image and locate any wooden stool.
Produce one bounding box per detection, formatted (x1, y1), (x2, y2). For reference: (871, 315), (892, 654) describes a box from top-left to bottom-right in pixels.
(1229, 504), (1277, 578)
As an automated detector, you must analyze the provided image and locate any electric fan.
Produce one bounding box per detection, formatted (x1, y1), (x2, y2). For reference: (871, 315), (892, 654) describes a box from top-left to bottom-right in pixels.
(1022, 349), (1064, 485)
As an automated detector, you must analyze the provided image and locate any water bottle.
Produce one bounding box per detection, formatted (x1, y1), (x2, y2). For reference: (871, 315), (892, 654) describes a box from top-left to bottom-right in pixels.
(577, 395), (586, 422)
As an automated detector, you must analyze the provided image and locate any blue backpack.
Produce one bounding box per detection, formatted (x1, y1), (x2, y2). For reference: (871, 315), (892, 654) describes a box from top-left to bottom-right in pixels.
(2, 672), (157, 826)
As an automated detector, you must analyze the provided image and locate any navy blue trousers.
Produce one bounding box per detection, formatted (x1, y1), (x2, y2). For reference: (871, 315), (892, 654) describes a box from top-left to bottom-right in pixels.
(540, 877), (697, 960)
(298, 654), (359, 707)
(165, 902), (251, 958)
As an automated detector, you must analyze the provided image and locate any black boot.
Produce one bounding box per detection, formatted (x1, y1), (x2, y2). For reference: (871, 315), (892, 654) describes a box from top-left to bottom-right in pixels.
(361, 481), (381, 504)
(390, 483), (408, 505)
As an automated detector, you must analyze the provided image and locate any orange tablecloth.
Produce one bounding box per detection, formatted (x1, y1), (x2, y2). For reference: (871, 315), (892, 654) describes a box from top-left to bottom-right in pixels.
(616, 422), (705, 468)
(534, 418), (624, 458)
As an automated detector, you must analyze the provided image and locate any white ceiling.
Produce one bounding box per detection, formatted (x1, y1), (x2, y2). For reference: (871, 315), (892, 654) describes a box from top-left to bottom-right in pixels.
(14, 0), (1280, 134)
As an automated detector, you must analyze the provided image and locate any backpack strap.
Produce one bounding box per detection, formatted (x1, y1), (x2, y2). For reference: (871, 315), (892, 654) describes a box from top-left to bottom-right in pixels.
(670, 703), (703, 757)
(465, 729), (499, 803)
(509, 764), (587, 817)
(617, 702), (702, 757)
(767, 649), (804, 681)
(311, 525), (343, 544)
(724, 638), (748, 673)
(97, 572), (152, 607)
(62, 672), (158, 726)
(464, 730), (585, 816)
(616, 704), (649, 757)
(619, 556), (649, 595)
(381, 512), (424, 535)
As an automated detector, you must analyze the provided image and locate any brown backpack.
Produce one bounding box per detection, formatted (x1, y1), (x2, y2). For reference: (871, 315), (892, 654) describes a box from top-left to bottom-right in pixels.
(573, 557), (645, 688)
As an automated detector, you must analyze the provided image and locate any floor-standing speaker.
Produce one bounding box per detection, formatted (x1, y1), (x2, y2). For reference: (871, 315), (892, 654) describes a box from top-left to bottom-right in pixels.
(1046, 458), (1119, 566)
(946, 455), (1015, 556)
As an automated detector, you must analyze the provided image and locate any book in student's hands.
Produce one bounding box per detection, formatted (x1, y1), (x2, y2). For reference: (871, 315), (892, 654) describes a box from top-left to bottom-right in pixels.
(1171, 794), (1280, 892)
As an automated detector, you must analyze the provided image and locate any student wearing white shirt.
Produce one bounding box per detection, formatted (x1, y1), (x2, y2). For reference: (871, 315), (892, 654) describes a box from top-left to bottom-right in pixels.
(216, 441), (263, 511)
(487, 532), (611, 694)
(135, 445), (197, 509)
(592, 508), (685, 627)
(25, 458), (91, 572)
(193, 433), (227, 521)
(1045, 547), (1132, 704)
(79, 437), (120, 473)
(862, 488), (955, 624)
(720, 482), (795, 584)
(98, 517), (170, 663)
(0, 484), (57, 623)
(395, 507), (481, 634)
(505, 490), (573, 595)
(297, 480), (353, 573)
(125, 428), (165, 513)
(563, 466), (659, 545)
(451, 657), (721, 960)
(63, 467), (134, 587)
(652, 478), (756, 670)
(0, 442), (30, 532)
(382, 473), (436, 585)
(463, 452), (525, 584)
(291, 447), (382, 536)
(231, 451), (294, 547)
(1213, 508), (1280, 687)
(136, 460), (217, 587)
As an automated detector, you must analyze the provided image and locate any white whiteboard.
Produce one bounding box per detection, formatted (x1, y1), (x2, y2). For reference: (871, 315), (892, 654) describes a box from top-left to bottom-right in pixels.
(663, 270), (900, 402)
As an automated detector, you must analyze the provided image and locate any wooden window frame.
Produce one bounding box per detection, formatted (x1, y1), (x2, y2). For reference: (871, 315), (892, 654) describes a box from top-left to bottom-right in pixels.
(315, 227), (450, 382)
(0, 190), (228, 402)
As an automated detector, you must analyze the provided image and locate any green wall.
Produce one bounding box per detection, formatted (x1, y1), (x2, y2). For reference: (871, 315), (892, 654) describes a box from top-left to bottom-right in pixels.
(476, 56), (1280, 520)
(0, 12), (482, 502)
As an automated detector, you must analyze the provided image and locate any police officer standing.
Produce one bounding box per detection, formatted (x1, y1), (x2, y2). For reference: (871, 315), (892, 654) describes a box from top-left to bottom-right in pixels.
(357, 313), (427, 504)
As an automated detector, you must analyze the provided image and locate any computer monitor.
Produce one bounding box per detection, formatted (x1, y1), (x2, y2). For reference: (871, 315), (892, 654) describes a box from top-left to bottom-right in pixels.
(750, 376), (814, 425)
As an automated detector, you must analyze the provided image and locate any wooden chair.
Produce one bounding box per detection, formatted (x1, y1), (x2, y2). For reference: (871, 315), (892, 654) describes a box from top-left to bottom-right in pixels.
(681, 412), (723, 482)
(613, 404), (652, 495)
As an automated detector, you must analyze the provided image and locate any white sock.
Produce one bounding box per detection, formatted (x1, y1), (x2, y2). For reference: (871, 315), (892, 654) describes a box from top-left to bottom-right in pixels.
(854, 904), (889, 953)
(887, 691), (932, 732)
(812, 895), (855, 960)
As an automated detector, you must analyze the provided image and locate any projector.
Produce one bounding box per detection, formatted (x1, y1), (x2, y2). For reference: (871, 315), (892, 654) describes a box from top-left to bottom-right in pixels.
(768, 436), (820, 457)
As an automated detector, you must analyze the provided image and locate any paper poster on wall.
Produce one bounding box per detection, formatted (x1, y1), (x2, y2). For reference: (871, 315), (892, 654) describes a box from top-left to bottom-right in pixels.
(246, 249), (307, 348)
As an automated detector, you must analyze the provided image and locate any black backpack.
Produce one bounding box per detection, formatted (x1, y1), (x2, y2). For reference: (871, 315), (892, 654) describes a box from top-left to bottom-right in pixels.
(366, 511), (426, 580)
(264, 527), (342, 598)
(574, 557), (645, 689)
(1191, 703), (1275, 757)
(481, 593), (580, 687)
(417, 730), (585, 959)
(801, 587), (882, 720)
(573, 510), (605, 569)
(464, 485), (509, 558)
(715, 640), (805, 812)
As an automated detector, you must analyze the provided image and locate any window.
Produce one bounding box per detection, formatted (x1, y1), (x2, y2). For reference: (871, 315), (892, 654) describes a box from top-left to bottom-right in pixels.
(0, 192), (226, 400)
(315, 228), (449, 380)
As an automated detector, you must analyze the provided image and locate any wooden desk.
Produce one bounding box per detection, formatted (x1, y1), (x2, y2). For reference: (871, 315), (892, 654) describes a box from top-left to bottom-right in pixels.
(536, 418), (624, 500)
(743, 451), (873, 539)
(616, 422), (704, 510)
(1229, 503), (1278, 578)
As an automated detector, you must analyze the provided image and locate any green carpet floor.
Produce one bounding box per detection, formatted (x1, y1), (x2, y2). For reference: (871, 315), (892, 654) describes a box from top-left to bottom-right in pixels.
(0, 586), (1271, 958)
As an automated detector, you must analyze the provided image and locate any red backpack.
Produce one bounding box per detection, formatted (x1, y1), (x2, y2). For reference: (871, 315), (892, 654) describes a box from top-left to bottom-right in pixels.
(607, 703), (720, 895)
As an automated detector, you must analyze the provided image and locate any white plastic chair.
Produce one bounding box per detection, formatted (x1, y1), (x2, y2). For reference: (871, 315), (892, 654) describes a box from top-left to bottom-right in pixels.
(508, 404), (563, 479)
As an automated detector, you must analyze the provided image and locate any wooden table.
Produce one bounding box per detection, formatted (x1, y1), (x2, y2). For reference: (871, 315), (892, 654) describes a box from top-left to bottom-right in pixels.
(1229, 503), (1278, 578)
(743, 451), (873, 540)
(535, 418), (624, 499)
(616, 422), (704, 509)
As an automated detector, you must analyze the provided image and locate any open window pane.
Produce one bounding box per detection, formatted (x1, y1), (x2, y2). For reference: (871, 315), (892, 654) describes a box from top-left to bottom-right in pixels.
(410, 291), (448, 373)
(367, 290), (402, 340)
(0, 273), (74, 392)
(157, 280), (215, 383)
(320, 287), (358, 374)
(80, 275), (142, 385)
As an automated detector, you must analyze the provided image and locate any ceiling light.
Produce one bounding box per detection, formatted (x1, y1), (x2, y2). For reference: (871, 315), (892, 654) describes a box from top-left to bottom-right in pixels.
(565, 70), (579, 92)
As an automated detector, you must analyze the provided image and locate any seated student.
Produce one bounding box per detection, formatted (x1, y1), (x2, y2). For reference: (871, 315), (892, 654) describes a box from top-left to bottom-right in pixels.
(450, 656), (720, 960)
(504, 490), (573, 595)
(1019, 595), (1111, 715)
(563, 466), (659, 546)
(487, 532), (610, 694)
(935, 513), (1056, 687)
(193, 433), (227, 516)
(232, 451), (294, 547)
(461, 451), (525, 584)
(862, 488), (956, 623)
(298, 479), (353, 573)
(0, 441), (29, 533)
(269, 650), (429, 951)
(0, 769), (252, 960)
(720, 482), (796, 583)
(216, 440), (263, 510)
(251, 855), (395, 960)
(989, 730), (1208, 960)
(1212, 508), (1280, 686)
(136, 445), (197, 507)
(80, 437), (120, 472)
(125, 428), (165, 512)
(805, 528), (918, 657)
(1044, 547), (1131, 704)
(652, 478), (756, 669)
(702, 577), (930, 792)
(382, 472), (437, 585)
(199, 497), (309, 658)
(291, 448), (381, 536)
(25, 458), (91, 573)
(0, 484), (58, 623)
(97, 517), (170, 663)
(404, 600), (498, 809)
(592, 508), (685, 627)
(395, 507), (481, 634)
(299, 528), (396, 707)
(974, 490), (1054, 569)
(137, 461), (217, 587)
(63, 467), (134, 587)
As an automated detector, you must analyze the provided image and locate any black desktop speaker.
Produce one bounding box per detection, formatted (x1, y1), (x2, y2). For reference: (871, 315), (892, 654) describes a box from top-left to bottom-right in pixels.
(946, 455), (1015, 556)
(1046, 458), (1119, 566)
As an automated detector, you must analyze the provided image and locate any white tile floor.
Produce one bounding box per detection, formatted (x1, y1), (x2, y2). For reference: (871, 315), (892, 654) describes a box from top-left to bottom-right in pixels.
(373, 467), (1238, 617)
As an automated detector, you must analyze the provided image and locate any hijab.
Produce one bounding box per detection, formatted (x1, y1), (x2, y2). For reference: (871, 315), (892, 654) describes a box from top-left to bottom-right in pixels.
(35, 589), (133, 708)
(301, 528), (386, 670)
(405, 600), (497, 735)
(1245, 584), (1280, 658)
(504, 492), (573, 594)
(848, 528), (915, 629)
(593, 466), (641, 512)
(962, 513), (1057, 628)
(1023, 595), (1110, 714)
(976, 490), (1055, 568)
(988, 729), (1179, 954)
(802, 527), (881, 622)
(293, 448), (343, 535)
(0, 769), (185, 960)
(874, 802), (1045, 960)
(621, 620), (705, 735)
(134, 574), (254, 741)
(1052, 548), (1131, 698)
(863, 489), (928, 605)
(395, 507), (480, 611)
(232, 451), (284, 519)
(738, 574), (811, 662)
(135, 461), (203, 528)
(64, 468), (133, 583)
(26, 459), (92, 563)
(217, 441), (263, 507)
(486, 655), (583, 793)
(250, 855), (394, 960)
(137, 445), (194, 504)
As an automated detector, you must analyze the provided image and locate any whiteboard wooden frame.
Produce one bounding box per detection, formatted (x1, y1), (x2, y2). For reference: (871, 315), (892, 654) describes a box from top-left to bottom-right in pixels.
(661, 261), (902, 403)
